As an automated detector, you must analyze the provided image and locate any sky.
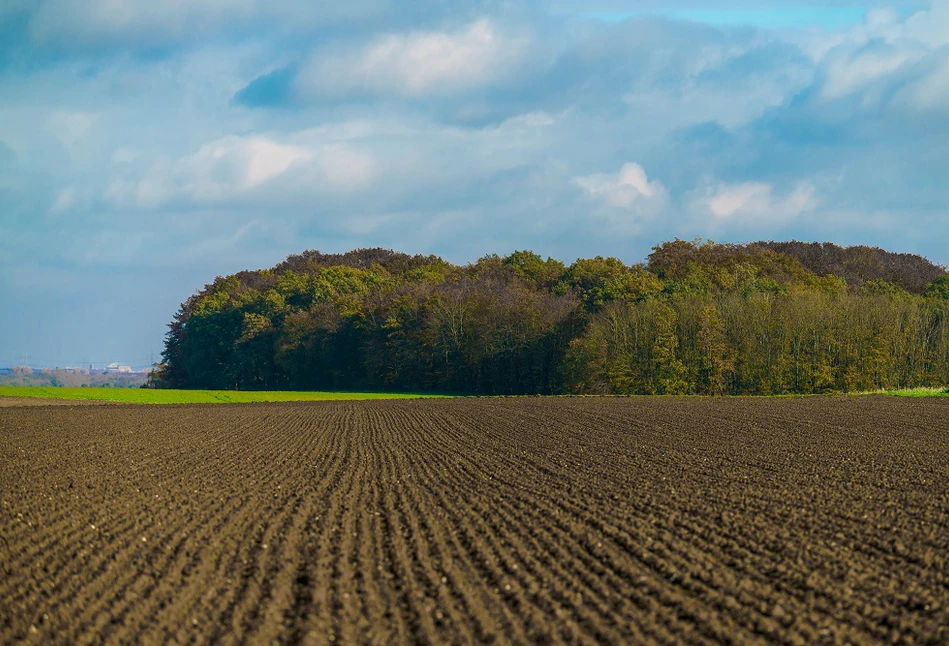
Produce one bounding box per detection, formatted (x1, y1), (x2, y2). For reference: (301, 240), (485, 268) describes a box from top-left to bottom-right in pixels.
(1, 1), (948, 369)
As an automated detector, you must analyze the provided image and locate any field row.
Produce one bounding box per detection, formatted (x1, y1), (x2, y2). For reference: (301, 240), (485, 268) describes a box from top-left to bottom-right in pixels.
(2, 396), (948, 643)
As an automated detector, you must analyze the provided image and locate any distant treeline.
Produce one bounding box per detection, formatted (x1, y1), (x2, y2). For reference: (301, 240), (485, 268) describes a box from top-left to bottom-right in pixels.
(151, 240), (949, 395)
(1, 367), (147, 389)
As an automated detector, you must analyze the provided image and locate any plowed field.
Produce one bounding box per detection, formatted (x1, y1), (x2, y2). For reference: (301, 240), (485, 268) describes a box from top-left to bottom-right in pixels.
(2, 396), (948, 644)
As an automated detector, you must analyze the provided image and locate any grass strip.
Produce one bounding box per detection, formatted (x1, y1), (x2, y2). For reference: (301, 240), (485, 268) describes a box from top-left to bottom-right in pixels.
(0, 385), (448, 404)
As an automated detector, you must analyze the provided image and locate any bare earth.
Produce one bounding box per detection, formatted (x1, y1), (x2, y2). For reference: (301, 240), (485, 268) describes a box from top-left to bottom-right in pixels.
(1, 396), (947, 644)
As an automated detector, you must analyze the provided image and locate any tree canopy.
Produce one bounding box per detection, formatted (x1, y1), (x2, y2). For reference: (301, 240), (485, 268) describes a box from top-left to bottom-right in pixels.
(150, 240), (949, 395)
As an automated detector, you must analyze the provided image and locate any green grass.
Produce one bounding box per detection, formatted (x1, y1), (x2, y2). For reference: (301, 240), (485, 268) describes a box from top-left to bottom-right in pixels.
(5, 384), (947, 403)
(0, 385), (448, 404)
(883, 387), (949, 398)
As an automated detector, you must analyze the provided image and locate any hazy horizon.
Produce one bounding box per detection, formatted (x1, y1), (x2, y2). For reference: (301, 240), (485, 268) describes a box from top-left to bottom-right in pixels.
(2, 1), (948, 368)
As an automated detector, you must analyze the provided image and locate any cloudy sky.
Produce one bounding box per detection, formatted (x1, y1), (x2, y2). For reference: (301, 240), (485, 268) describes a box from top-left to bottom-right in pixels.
(1, 1), (948, 369)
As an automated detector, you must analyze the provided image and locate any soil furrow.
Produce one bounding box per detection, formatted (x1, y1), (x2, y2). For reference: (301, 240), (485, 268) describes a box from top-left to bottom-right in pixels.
(2, 396), (948, 644)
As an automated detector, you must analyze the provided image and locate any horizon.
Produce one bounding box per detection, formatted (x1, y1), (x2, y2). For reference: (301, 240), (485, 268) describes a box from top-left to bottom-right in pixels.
(2, 2), (949, 367)
(0, 363), (152, 372)
(3, 236), (946, 371)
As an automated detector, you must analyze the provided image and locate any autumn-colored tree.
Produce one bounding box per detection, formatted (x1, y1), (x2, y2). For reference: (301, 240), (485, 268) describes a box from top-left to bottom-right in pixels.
(152, 244), (949, 396)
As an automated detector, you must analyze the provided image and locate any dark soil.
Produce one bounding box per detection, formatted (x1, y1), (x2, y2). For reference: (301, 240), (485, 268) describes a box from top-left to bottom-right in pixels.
(1, 396), (947, 644)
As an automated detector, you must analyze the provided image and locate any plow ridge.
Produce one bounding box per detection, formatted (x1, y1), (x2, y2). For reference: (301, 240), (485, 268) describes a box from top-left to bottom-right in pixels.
(2, 396), (949, 644)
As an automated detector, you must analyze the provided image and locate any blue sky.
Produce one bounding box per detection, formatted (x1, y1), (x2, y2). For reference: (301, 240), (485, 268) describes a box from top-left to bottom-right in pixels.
(1, 1), (948, 369)
(588, 7), (867, 28)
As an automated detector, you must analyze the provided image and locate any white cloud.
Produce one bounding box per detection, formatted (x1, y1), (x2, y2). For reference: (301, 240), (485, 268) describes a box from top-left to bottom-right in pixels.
(111, 148), (139, 164)
(574, 162), (669, 234)
(29, 0), (258, 48)
(510, 112), (557, 128)
(48, 111), (97, 149)
(5, 1), (949, 272)
(691, 180), (817, 224)
(895, 52), (949, 111)
(297, 19), (528, 97)
(820, 45), (915, 101)
(806, 3), (949, 110)
(575, 162), (665, 208)
(49, 186), (77, 214)
(311, 144), (377, 191)
(902, 3), (949, 48)
(241, 138), (312, 188)
(105, 134), (374, 209)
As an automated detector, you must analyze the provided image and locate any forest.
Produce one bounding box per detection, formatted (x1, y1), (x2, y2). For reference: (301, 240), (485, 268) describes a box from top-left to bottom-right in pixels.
(150, 240), (949, 395)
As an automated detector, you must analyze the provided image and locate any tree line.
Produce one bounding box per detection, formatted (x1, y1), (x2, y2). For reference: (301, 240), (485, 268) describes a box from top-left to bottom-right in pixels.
(150, 240), (949, 395)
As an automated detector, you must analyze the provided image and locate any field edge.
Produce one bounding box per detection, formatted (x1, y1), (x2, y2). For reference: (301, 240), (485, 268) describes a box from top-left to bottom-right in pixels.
(0, 385), (449, 404)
